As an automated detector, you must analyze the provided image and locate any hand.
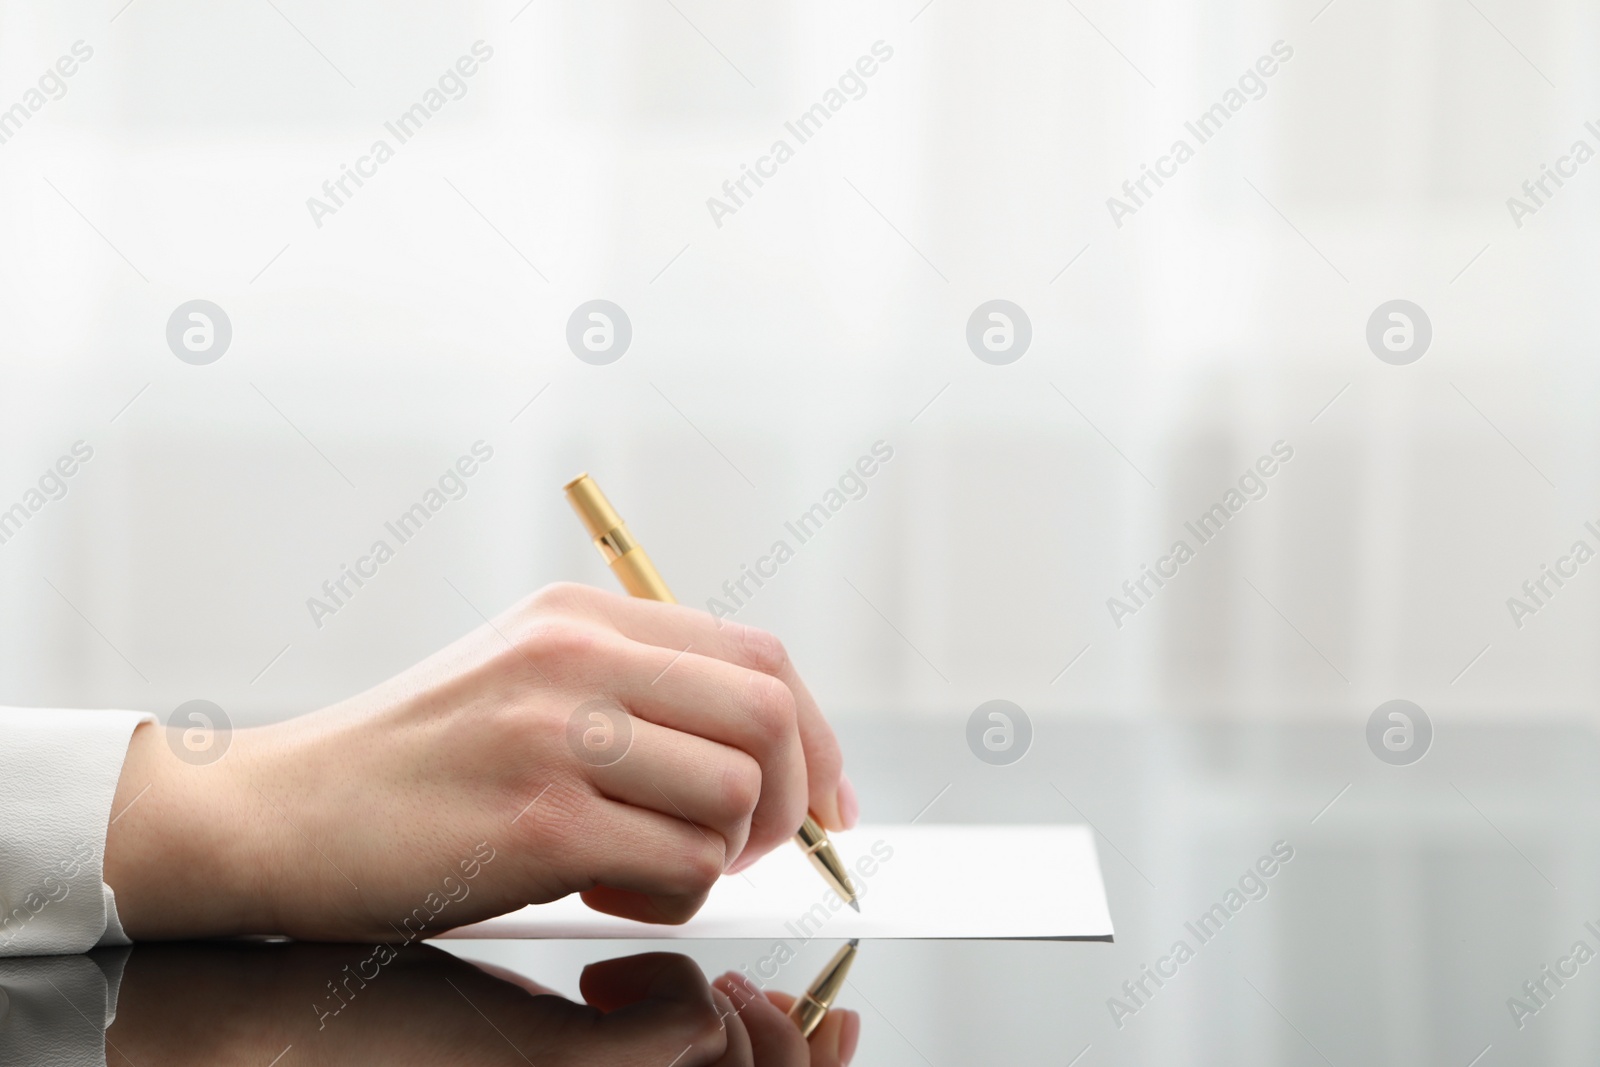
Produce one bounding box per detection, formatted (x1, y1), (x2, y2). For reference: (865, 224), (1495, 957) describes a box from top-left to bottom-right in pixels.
(103, 582), (855, 940)
(102, 943), (861, 1067)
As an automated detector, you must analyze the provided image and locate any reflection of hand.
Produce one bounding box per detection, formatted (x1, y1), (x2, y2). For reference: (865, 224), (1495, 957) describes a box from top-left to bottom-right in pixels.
(714, 969), (861, 1067)
(104, 943), (858, 1066)
(105, 582), (855, 940)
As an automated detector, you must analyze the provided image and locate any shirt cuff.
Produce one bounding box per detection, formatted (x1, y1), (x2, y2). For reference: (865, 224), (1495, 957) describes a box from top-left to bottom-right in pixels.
(0, 949), (130, 1066)
(0, 708), (156, 957)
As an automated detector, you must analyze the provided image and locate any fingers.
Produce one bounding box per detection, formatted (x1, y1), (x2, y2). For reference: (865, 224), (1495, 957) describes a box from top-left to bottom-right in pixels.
(785, 671), (850, 833)
(505, 583), (853, 921)
(606, 643), (806, 866)
(716, 974), (809, 1066)
(587, 716), (761, 866)
(580, 951), (716, 1012)
(577, 953), (737, 1065)
(541, 584), (852, 833)
(549, 798), (726, 923)
(581, 884), (710, 925)
(803, 1008), (859, 1067)
(717, 975), (860, 1067)
(709, 988), (757, 1067)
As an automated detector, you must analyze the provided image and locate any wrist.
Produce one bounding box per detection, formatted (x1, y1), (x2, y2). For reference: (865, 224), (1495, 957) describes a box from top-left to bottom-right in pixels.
(104, 721), (288, 939)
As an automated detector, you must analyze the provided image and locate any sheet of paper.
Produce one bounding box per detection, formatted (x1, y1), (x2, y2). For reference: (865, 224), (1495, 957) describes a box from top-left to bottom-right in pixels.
(441, 824), (1113, 941)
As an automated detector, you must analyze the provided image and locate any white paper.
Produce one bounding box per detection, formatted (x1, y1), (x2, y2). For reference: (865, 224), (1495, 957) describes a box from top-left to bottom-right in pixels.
(441, 824), (1113, 941)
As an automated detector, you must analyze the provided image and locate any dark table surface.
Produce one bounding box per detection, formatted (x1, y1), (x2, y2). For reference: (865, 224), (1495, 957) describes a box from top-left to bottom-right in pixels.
(1, 719), (1592, 1065)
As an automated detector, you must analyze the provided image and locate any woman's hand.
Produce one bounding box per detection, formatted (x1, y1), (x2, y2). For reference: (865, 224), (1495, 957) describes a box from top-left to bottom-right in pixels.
(103, 582), (855, 940)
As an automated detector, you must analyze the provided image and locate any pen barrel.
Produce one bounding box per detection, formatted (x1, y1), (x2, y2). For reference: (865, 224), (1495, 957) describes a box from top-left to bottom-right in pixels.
(608, 547), (676, 603)
(787, 993), (831, 1039)
(787, 940), (858, 1038)
(564, 473), (677, 603)
(563, 473), (623, 540)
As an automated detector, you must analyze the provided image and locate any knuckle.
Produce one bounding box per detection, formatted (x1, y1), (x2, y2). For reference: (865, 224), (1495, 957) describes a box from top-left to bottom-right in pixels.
(719, 752), (762, 819)
(682, 838), (726, 893)
(520, 618), (602, 668)
(743, 671), (797, 741)
(527, 581), (592, 616)
(737, 624), (789, 675)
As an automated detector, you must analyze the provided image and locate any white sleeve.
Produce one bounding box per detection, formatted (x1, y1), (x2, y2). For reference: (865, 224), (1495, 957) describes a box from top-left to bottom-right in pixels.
(0, 949), (130, 1066)
(0, 709), (156, 957)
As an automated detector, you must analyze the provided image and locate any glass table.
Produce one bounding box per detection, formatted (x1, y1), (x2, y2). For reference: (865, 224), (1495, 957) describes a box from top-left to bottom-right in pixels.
(0, 720), (1591, 1065)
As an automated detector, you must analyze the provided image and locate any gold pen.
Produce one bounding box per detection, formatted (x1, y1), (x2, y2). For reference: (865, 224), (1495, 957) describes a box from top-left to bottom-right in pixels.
(563, 473), (860, 912)
(788, 939), (859, 1039)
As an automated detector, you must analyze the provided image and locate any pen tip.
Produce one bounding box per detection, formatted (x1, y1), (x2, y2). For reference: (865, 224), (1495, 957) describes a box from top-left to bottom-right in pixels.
(848, 938), (860, 947)
(849, 900), (860, 913)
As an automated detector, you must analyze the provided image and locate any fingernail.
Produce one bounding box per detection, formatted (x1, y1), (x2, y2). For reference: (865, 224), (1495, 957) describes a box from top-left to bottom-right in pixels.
(838, 773), (859, 829)
(839, 1010), (861, 1063)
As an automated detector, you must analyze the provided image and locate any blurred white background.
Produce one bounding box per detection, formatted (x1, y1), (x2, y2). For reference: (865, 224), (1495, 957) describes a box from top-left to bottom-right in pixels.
(5, 2), (1600, 1063)
(4, 0), (1593, 728)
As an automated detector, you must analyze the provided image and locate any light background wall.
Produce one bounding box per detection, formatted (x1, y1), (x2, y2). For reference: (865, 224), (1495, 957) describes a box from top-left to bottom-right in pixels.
(0, 0), (1594, 730)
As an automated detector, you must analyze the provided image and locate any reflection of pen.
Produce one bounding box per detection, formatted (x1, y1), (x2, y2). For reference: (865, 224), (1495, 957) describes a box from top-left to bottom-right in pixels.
(789, 938), (859, 1039)
(563, 473), (860, 912)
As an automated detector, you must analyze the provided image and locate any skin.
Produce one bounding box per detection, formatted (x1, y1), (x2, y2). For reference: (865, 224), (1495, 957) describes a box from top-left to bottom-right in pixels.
(105, 943), (860, 1066)
(101, 583), (858, 941)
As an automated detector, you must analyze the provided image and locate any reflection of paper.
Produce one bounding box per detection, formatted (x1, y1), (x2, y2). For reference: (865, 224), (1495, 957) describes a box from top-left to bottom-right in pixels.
(441, 824), (1113, 941)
